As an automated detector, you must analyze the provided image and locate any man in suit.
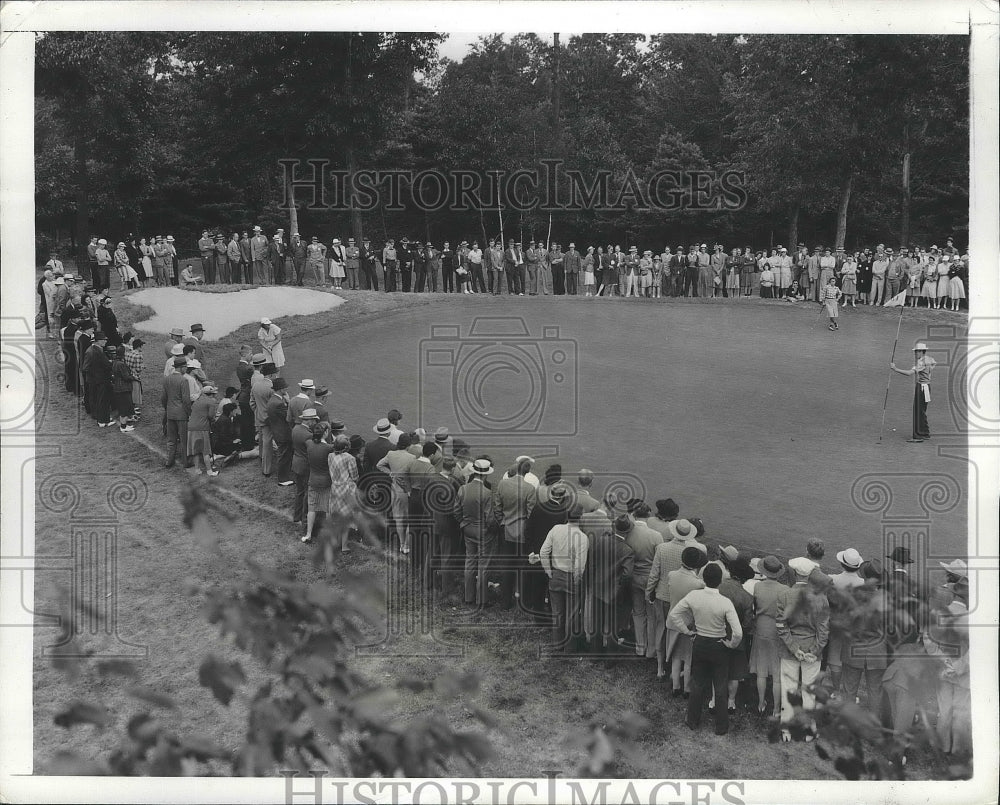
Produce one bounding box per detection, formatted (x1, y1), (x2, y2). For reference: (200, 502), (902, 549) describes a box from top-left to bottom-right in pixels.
(290, 234), (307, 286)
(182, 323), (206, 368)
(622, 513), (664, 658)
(198, 231), (215, 284)
(535, 240), (552, 295)
(523, 482), (572, 623)
(775, 556), (830, 731)
(360, 237), (378, 291)
(250, 362), (277, 476)
(504, 239), (525, 296)
(524, 240), (541, 295)
(82, 330), (113, 426)
(344, 237), (360, 290)
(266, 378), (293, 485)
(550, 243), (565, 295)
(585, 513), (635, 653)
(454, 458), (496, 606)
(161, 356), (193, 468)
(363, 417), (394, 472)
(439, 241), (454, 293)
(493, 457), (537, 608)
(251, 227), (269, 284)
(286, 378), (315, 426)
(268, 235), (285, 285)
(398, 237), (413, 292)
(563, 243), (581, 296)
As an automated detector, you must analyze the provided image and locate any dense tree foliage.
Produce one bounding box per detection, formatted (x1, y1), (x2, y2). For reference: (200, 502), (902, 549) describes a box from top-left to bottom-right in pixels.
(35, 32), (968, 261)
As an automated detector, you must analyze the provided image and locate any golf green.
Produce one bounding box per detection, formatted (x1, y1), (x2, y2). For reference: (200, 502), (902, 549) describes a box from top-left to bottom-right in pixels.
(283, 295), (968, 564)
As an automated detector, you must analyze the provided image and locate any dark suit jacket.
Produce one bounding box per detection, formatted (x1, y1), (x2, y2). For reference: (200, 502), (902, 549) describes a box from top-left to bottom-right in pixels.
(362, 435), (393, 472)
(587, 532), (634, 603)
(82, 344), (112, 384)
(266, 395), (292, 442)
(161, 371), (192, 421)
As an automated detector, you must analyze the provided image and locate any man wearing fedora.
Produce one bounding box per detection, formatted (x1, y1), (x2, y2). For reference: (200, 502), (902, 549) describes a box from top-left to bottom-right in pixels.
(454, 458), (498, 607)
(563, 243), (581, 296)
(291, 407), (319, 525)
(364, 417), (394, 472)
(250, 226), (269, 284)
(250, 361), (277, 476)
(269, 234), (286, 285)
(890, 341), (937, 442)
(266, 377), (294, 485)
(775, 556), (830, 733)
(161, 356), (193, 468)
(164, 326), (185, 359)
(623, 513), (664, 659)
(493, 456), (538, 609)
(287, 378), (315, 426)
(183, 323), (206, 366)
(824, 548), (866, 693)
(585, 514), (636, 654)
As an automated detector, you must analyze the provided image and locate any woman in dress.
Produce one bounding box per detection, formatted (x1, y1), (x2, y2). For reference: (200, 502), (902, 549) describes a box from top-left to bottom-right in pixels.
(935, 255), (952, 309)
(840, 252), (858, 307)
(856, 249), (872, 305)
(905, 254), (924, 308)
(125, 237), (144, 287)
(582, 246), (596, 296)
(651, 255), (663, 299)
(376, 433), (416, 554)
(921, 257), (938, 308)
(114, 242), (137, 289)
(663, 546), (706, 697)
(304, 422), (337, 543)
(327, 434), (359, 554)
(726, 248), (740, 298)
(97, 296), (122, 345)
(257, 318), (285, 368)
(139, 238), (155, 286)
(947, 256), (966, 312)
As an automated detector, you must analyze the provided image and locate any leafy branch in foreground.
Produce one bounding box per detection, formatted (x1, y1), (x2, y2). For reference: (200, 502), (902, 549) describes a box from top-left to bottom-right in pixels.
(47, 483), (494, 776)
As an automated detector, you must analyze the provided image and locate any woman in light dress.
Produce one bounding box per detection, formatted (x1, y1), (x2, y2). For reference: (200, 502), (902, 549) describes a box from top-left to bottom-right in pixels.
(327, 434), (359, 554)
(920, 258), (938, 308)
(257, 317), (285, 368)
(934, 255), (952, 309)
(839, 253), (858, 307)
(582, 246), (596, 296)
(947, 256), (966, 312)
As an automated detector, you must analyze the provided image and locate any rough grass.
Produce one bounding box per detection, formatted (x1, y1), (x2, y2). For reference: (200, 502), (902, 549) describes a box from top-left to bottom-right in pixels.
(33, 288), (959, 779)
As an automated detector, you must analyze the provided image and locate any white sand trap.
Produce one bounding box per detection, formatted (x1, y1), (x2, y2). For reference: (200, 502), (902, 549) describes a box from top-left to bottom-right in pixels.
(127, 287), (344, 340)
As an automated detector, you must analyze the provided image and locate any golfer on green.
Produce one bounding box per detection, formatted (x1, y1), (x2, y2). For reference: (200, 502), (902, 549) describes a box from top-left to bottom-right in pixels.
(890, 341), (936, 442)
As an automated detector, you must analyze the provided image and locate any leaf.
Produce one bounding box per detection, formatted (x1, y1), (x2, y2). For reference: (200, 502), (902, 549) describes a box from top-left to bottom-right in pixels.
(177, 733), (230, 761)
(125, 685), (178, 710)
(198, 655), (246, 706)
(54, 701), (113, 729)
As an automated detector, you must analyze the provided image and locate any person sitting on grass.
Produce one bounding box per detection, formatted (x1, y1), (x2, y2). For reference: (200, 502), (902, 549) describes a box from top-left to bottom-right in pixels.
(181, 263), (205, 286)
(211, 402), (259, 467)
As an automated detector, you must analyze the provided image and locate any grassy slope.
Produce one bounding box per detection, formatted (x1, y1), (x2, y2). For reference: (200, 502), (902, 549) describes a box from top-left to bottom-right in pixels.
(33, 288), (958, 779)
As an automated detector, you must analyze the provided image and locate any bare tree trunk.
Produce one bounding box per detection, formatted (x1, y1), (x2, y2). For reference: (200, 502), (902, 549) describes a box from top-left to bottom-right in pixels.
(345, 34), (363, 245)
(286, 172), (299, 238)
(834, 173), (853, 250)
(787, 197), (800, 252)
(551, 34), (561, 138)
(73, 122), (90, 269)
(900, 152), (911, 249)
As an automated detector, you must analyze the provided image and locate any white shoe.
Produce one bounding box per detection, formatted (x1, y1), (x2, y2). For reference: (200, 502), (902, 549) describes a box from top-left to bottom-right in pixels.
(207, 469), (219, 477)
(119, 425), (135, 433)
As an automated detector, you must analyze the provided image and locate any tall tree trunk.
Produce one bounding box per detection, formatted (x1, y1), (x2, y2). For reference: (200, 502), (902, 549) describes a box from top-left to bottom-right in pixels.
(286, 172), (299, 238)
(834, 172), (853, 250)
(551, 34), (561, 140)
(787, 197), (800, 252)
(73, 121), (90, 268)
(345, 34), (363, 245)
(900, 152), (910, 248)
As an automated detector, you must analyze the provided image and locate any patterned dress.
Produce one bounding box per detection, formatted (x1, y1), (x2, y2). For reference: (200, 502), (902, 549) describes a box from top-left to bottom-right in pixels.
(327, 450), (360, 517)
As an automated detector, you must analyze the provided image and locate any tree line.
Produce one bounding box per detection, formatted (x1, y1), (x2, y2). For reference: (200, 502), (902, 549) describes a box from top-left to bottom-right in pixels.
(35, 32), (969, 266)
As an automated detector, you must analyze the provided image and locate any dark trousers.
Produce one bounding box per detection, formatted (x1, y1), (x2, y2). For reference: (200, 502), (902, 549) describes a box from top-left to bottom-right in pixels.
(85, 260), (97, 286)
(218, 259), (231, 284)
(164, 418), (188, 466)
(498, 537), (527, 608)
(471, 264), (487, 293)
(274, 438), (292, 482)
(442, 268), (454, 293)
(293, 258), (305, 286)
(385, 261), (397, 292)
(202, 256), (216, 284)
(89, 381), (111, 423)
(913, 385), (930, 439)
(553, 267), (565, 295)
(684, 268), (699, 296)
(364, 262), (379, 291)
(414, 265), (427, 292)
(687, 636), (731, 734)
(274, 260), (285, 285)
(292, 469), (309, 522)
(401, 267), (412, 292)
(566, 272), (578, 295)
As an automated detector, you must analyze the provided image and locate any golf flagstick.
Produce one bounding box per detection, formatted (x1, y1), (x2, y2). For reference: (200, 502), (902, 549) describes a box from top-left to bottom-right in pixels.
(878, 303), (906, 443)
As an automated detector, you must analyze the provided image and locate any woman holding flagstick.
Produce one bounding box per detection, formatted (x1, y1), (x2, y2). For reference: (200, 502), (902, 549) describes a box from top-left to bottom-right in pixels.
(890, 341), (937, 443)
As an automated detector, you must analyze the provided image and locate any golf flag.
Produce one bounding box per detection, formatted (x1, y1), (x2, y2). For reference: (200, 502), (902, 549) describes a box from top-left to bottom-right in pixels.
(883, 289), (908, 307)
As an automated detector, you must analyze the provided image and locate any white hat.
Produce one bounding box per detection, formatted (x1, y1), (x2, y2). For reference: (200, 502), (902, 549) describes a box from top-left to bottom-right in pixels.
(53, 277), (65, 285)
(667, 518), (696, 541)
(186, 358), (202, 369)
(913, 341), (928, 351)
(170, 343), (185, 356)
(332, 238), (342, 245)
(253, 225), (262, 232)
(300, 408), (320, 420)
(836, 548), (864, 570)
(471, 458), (493, 475)
(299, 378), (315, 389)
(98, 238), (107, 245)
(166, 235), (175, 242)
(939, 559), (968, 578)
(788, 557), (816, 577)
(373, 417), (392, 435)
(260, 317), (272, 326)
(63, 273), (74, 280)
(514, 454), (534, 465)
